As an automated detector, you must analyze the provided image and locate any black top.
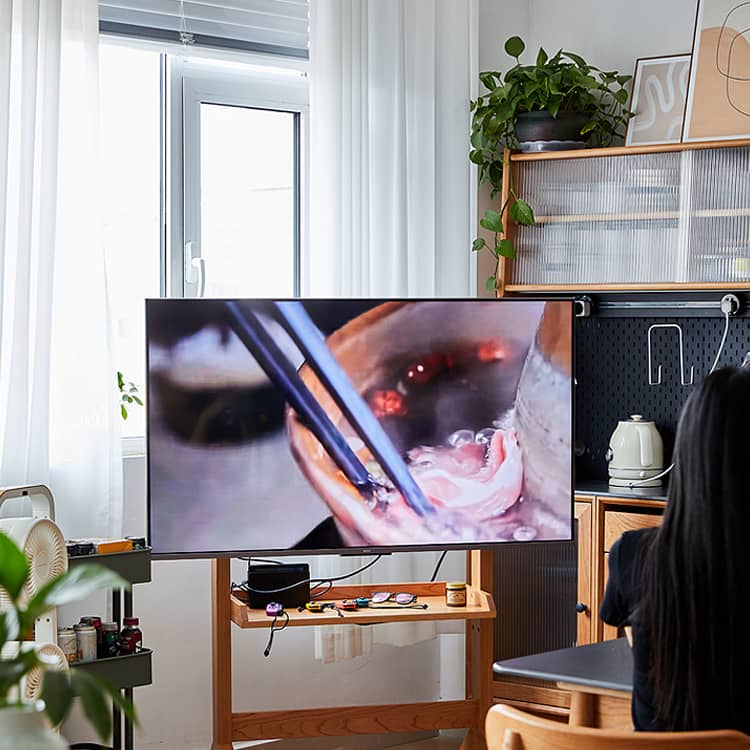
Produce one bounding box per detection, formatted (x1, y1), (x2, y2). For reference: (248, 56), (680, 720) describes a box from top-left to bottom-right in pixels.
(600, 527), (662, 731)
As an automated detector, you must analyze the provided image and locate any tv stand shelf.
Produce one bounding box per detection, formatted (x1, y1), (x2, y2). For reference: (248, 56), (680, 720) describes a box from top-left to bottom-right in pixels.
(230, 582), (495, 628)
(212, 551), (496, 750)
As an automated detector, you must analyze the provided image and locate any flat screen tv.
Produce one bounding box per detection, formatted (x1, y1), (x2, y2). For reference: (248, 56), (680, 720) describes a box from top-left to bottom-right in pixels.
(146, 299), (573, 557)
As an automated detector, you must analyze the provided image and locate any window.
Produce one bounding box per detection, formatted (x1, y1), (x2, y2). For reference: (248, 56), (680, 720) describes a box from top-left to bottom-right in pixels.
(98, 40), (308, 442)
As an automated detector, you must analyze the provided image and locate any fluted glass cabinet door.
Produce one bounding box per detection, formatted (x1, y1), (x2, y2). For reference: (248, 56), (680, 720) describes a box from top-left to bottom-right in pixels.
(505, 144), (750, 290)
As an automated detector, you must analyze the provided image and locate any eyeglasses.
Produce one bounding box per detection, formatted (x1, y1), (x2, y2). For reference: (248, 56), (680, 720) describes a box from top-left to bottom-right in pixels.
(370, 592), (418, 605)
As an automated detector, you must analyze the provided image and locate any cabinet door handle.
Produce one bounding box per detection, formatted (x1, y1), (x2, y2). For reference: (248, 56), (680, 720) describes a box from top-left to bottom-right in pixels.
(575, 602), (588, 614)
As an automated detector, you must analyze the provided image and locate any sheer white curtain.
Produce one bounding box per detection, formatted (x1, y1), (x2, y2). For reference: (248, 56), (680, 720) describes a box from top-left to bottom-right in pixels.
(308, 0), (477, 661)
(0, 0), (122, 538)
(307, 0), (478, 297)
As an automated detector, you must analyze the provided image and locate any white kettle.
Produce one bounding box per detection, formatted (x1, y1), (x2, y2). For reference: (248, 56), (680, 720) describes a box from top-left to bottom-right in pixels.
(606, 415), (664, 487)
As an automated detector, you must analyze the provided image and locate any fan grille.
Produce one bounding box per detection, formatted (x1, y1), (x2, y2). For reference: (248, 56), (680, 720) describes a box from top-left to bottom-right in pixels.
(23, 519), (67, 598)
(23, 642), (69, 701)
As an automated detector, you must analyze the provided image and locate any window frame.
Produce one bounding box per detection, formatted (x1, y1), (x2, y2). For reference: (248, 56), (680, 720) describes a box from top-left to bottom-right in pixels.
(97, 35), (309, 449)
(168, 57), (309, 298)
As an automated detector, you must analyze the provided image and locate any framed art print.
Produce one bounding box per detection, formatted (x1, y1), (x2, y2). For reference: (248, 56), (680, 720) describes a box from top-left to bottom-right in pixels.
(683, 0), (750, 141)
(626, 54), (691, 146)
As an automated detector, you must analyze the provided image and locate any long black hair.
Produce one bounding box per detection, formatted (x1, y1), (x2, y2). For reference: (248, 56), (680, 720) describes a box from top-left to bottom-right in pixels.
(644, 365), (750, 730)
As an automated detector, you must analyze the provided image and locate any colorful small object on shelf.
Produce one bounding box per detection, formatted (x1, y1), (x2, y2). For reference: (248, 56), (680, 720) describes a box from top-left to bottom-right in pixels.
(120, 617), (143, 655)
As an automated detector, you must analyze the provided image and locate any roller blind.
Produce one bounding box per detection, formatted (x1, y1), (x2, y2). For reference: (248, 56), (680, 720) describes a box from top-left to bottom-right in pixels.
(99, 0), (309, 58)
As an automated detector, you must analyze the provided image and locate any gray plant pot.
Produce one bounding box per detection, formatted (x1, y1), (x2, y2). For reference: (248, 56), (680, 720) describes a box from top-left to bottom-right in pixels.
(515, 111), (591, 152)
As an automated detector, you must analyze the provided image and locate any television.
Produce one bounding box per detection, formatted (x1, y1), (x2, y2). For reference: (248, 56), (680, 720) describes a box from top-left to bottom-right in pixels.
(146, 299), (573, 557)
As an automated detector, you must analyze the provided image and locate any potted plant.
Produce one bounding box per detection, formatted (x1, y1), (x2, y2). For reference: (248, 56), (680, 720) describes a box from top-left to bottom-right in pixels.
(0, 532), (137, 748)
(470, 36), (632, 291)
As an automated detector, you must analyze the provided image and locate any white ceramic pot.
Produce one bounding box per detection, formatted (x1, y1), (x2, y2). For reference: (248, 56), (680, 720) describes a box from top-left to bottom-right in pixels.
(0, 703), (68, 750)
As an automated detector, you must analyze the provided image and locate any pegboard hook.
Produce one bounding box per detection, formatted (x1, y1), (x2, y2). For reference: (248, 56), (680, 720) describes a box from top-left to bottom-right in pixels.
(647, 324), (695, 387)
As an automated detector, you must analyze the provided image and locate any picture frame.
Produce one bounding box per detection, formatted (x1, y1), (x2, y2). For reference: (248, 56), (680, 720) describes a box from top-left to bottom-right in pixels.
(683, 0), (750, 142)
(625, 54), (691, 147)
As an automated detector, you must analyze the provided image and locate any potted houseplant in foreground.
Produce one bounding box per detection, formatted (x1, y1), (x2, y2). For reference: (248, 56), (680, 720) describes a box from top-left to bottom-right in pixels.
(470, 36), (632, 291)
(0, 532), (137, 748)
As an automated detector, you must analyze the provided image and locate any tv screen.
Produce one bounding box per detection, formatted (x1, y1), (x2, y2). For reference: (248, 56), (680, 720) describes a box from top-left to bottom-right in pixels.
(146, 299), (573, 557)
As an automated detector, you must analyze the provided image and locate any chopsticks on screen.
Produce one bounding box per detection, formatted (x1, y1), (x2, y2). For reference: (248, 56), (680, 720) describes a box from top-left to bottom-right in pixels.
(224, 301), (372, 493)
(271, 301), (434, 518)
(223, 301), (433, 518)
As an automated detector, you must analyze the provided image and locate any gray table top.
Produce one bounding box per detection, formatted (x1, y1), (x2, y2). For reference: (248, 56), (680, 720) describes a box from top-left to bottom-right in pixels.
(493, 638), (633, 693)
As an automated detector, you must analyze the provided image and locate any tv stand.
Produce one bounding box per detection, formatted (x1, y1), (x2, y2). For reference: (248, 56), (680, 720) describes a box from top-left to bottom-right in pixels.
(210, 550), (496, 750)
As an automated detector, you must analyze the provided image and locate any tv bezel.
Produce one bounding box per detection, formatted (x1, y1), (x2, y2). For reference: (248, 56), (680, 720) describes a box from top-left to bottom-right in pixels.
(145, 297), (575, 559)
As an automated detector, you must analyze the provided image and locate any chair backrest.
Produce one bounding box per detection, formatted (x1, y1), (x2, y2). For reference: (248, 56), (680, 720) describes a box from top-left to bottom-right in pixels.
(486, 704), (750, 750)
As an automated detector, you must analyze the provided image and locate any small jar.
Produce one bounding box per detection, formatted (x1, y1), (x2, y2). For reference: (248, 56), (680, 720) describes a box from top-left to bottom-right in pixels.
(120, 617), (143, 655)
(57, 628), (77, 664)
(445, 581), (467, 607)
(74, 624), (97, 663)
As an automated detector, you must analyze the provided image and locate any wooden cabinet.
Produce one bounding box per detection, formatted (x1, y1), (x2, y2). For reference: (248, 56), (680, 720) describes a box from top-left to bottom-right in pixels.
(572, 494), (664, 644)
(495, 139), (750, 293)
(574, 499), (594, 646)
(590, 496), (665, 642)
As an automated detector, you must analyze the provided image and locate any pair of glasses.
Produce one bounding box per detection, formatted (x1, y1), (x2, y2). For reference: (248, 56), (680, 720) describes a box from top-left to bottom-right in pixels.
(370, 592), (418, 605)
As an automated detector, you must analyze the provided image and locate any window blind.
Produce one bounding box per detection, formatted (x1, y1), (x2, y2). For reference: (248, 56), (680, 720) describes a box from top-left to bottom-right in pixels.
(99, 0), (309, 58)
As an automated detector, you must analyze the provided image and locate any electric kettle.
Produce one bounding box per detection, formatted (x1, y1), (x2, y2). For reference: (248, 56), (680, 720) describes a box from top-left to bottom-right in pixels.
(606, 415), (664, 487)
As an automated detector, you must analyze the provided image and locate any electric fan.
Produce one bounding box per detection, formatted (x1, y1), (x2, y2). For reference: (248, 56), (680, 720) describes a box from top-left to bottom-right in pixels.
(0, 485), (68, 643)
(0, 641), (70, 702)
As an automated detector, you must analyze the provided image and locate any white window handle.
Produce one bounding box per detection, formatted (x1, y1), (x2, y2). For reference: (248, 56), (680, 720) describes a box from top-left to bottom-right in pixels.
(184, 241), (206, 297)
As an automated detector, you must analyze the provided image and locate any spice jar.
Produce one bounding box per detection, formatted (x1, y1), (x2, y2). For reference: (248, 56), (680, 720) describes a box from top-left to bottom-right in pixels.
(445, 581), (467, 607)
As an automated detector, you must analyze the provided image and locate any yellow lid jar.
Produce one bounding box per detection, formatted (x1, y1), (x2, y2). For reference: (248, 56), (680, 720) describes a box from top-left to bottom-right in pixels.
(445, 581), (467, 607)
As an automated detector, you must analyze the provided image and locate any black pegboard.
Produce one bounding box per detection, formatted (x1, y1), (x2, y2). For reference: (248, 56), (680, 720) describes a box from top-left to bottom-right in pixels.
(575, 315), (750, 480)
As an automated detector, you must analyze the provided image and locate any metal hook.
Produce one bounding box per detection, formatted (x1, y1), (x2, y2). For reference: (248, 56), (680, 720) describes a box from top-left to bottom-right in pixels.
(647, 324), (695, 386)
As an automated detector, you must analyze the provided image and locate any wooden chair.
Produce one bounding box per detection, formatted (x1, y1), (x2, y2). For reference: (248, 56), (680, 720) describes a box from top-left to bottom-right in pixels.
(486, 704), (750, 750)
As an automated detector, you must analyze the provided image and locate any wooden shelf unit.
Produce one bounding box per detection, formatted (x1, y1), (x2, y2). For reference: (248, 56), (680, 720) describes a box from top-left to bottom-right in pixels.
(230, 582), (494, 629)
(494, 139), (750, 294)
(212, 550), (497, 750)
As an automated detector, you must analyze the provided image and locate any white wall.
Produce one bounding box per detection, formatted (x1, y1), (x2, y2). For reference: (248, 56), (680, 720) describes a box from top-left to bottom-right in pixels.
(526, 0), (697, 78)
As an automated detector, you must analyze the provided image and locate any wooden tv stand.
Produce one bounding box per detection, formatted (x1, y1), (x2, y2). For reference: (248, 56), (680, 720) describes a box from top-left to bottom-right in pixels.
(211, 550), (496, 750)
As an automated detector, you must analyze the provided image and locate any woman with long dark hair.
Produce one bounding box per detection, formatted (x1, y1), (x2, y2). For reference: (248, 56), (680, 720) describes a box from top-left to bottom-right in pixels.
(601, 365), (750, 733)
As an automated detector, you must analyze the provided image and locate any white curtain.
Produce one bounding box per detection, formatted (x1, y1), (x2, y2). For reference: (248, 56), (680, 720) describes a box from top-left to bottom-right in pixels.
(307, 0), (478, 297)
(0, 0), (122, 538)
(308, 0), (477, 660)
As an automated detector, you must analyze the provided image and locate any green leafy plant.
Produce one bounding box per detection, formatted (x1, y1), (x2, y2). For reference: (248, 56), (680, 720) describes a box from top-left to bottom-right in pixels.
(470, 36), (632, 291)
(117, 371), (143, 421)
(0, 532), (138, 741)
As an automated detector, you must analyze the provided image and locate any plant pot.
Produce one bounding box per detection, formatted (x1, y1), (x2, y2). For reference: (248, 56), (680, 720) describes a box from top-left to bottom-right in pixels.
(0, 703), (68, 750)
(515, 111), (590, 152)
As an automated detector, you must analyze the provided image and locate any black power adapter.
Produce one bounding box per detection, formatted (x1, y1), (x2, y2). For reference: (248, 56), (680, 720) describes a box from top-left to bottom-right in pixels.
(246, 562), (310, 609)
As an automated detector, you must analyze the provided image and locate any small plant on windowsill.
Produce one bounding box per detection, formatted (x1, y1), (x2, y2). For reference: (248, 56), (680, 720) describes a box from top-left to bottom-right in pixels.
(470, 36), (632, 293)
(0, 532), (137, 747)
(117, 371), (143, 421)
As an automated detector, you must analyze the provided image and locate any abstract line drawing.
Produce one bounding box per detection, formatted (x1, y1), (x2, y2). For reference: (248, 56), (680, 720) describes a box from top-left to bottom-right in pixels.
(626, 55), (691, 146)
(684, 0), (750, 141)
(716, 2), (750, 115)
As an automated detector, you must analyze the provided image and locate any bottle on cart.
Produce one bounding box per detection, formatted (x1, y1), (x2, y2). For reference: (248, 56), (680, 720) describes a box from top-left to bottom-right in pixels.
(120, 617), (142, 655)
(100, 621), (119, 658)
